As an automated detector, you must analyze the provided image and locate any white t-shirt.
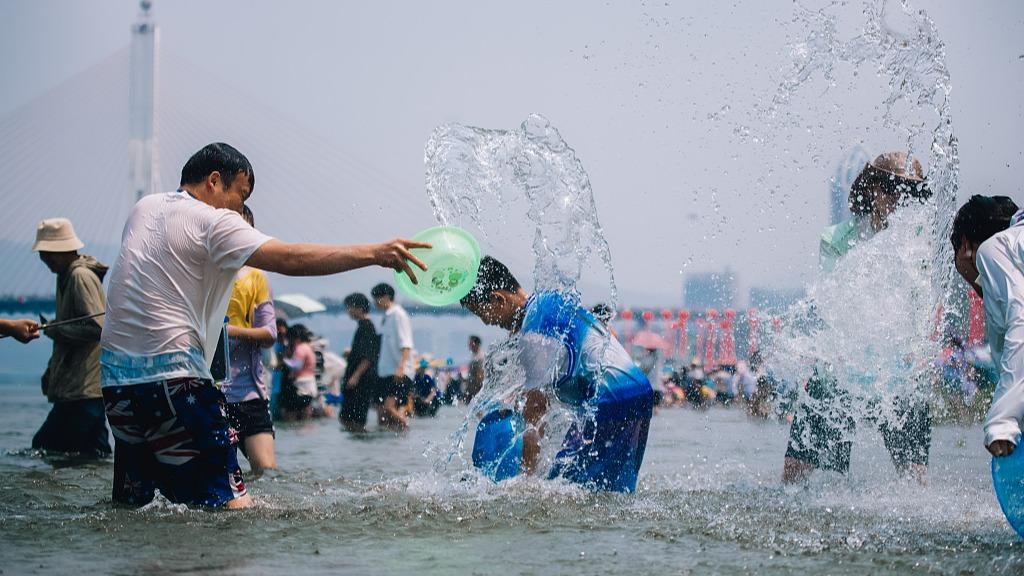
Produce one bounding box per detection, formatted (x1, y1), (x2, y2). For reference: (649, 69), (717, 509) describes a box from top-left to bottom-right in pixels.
(100, 191), (273, 386)
(977, 223), (1024, 446)
(378, 304), (414, 378)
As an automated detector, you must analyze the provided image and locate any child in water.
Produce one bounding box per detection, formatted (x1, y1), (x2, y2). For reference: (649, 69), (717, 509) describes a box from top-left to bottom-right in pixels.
(460, 256), (655, 492)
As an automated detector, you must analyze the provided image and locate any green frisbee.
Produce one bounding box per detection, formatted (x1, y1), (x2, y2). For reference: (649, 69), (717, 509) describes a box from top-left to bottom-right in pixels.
(394, 226), (481, 307)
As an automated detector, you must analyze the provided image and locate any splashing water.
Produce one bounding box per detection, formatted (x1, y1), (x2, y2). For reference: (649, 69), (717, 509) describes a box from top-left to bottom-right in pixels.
(423, 115), (619, 478)
(764, 0), (960, 452)
(425, 114), (617, 301)
(771, 205), (939, 408)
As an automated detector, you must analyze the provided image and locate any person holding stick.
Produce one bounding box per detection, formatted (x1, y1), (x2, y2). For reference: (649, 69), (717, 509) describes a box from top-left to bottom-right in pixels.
(31, 218), (111, 457)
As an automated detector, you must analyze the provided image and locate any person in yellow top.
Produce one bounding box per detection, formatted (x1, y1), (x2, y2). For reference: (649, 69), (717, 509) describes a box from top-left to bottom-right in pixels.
(219, 206), (279, 475)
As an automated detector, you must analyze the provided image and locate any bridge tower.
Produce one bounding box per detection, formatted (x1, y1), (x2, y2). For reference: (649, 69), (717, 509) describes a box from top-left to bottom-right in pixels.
(128, 0), (161, 201)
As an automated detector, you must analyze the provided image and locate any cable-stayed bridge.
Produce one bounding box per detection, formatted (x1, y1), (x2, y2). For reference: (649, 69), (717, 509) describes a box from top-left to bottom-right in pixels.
(0, 2), (543, 315)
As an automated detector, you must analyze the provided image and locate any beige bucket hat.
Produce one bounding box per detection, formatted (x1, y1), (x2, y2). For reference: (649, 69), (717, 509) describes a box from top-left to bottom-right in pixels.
(849, 151), (931, 214)
(32, 218), (84, 252)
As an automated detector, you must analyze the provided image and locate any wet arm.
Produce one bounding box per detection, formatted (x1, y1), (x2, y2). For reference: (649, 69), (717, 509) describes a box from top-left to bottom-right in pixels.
(246, 239), (429, 283)
(978, 242), (1024, 453)
(46, 272), (104, 344)
(521, 389), (548, 475)
(347, 359), (370, 388)
(984, 311), (1024, 452)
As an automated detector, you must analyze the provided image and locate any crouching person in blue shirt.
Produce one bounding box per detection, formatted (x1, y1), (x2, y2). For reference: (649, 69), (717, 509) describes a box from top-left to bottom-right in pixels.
(460, 256), (655, 492)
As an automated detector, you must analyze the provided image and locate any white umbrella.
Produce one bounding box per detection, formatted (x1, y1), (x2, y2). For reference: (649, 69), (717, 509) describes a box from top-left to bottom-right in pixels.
(273, 293), (327, 319)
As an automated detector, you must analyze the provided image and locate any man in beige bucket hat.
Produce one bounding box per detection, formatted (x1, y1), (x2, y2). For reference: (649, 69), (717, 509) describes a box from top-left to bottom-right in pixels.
(31, 217), (111, 457)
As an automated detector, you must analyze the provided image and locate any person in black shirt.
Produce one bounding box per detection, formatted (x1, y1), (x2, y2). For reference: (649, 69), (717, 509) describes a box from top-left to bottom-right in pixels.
(340, 293), (379, 433)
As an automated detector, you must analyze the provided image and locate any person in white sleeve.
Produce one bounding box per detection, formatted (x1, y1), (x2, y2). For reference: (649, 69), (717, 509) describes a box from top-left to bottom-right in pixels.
(100, 142), (429, 509)
(950, 194), (1022, 457)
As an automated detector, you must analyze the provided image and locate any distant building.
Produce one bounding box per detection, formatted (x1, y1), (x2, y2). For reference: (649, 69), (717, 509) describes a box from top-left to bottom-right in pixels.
(748, 285), (807, 312)
(830, 145), (872, 225)
(683, 270), (737, 311)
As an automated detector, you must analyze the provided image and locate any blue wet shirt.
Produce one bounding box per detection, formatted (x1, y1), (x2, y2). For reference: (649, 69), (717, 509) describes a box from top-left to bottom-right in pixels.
(518, 291), (655, 491)
(520, 291), (654, 415)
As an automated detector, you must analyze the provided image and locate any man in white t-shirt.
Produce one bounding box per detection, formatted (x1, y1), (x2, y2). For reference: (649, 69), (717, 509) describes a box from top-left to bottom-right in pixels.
(371, 282), (413, 431)
(950, 195), (1022, 458)
(100, 143), (429, 509)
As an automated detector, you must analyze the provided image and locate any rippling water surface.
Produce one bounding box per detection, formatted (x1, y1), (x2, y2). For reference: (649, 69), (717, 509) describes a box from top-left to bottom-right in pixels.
(0, 376), (1017, 575)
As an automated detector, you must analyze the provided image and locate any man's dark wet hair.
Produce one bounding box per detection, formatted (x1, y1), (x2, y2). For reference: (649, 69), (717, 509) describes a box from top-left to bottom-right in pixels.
(370, 283), (395, 300)
(469, 335), (482, 347)
(343, 292), (371, 313)
(460, 256), (521, 309)
(950, 195), (1019, 250)
(180, 143), (255, 191)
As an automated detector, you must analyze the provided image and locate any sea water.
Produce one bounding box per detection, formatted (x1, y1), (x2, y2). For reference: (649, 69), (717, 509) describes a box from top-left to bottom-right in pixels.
(0, 1), (1017, 574)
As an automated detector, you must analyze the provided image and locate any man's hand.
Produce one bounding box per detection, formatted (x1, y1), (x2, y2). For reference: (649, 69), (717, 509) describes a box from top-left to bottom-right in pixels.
(4, 319), (40, 343)
(989, 439), (1016, 457)
(374, 239), (430, 285)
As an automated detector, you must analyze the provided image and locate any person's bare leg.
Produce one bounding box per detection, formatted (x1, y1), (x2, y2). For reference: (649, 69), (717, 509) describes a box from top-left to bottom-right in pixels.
(521, 389), (548, 475)
(782, 456), (814, 484)
(907, 463), (927, 485)
(224, 493), (253, 509)
(382, 397), (408, 431)
(243, 433), (276, 476)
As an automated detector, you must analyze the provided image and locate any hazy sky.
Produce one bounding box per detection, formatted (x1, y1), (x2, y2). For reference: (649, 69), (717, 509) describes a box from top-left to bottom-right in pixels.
(0, 0), (1021, 306)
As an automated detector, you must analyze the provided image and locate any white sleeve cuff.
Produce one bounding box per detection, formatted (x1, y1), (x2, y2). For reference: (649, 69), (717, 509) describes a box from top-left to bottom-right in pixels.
(985, 419), (1022, 447)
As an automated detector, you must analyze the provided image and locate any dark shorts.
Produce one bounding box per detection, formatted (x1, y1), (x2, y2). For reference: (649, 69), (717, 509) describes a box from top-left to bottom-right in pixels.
(785, 376), (932, 474)
(375, 376), (412, 404)
(224, 398), (274, 440)
(549, 398), (654, 493)
(32, 398), (112, 457)
(102, 378), (246, 508)
(279, 381), (313, 414)
(340, 381), (373, 426)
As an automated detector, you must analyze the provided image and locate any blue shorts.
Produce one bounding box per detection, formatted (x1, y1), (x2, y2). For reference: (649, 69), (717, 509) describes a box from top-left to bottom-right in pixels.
(102, 378), (246, 507)
(549, 399), (653, 492)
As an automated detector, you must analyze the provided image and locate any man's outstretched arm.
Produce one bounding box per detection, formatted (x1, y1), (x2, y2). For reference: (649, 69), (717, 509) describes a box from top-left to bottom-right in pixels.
(247, 238), (430, 282)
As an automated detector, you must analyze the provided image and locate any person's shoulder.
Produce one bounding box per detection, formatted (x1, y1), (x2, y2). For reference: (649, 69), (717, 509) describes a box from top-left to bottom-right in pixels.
(526, 290), (581, 321)
(529, 290), (580, 314)
(821, 218), (856, 244)
(978, 227), (1021, 263)
(244, 266), (269, 286)
(127, 190), (172, 219)
(393, 304), (412, 320)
